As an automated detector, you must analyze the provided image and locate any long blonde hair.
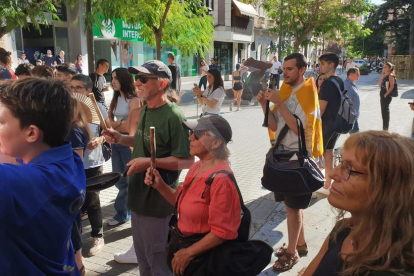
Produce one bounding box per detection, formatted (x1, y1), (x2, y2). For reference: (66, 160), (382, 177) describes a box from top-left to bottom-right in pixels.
(71, 100), (91, 141)
(334, 131), (414, 276)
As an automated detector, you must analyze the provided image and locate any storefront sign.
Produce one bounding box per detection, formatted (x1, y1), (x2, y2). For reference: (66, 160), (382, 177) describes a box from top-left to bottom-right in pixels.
(93, 14), (143, 41)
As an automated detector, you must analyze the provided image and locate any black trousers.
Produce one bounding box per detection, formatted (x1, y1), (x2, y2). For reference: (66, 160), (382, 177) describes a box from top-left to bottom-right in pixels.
(83, 166), (103, 238)
(71, 213), (82, 251)
(380, 96), (392, 130)
(271, 74), (280, 90)
(199, 75), (207, 91)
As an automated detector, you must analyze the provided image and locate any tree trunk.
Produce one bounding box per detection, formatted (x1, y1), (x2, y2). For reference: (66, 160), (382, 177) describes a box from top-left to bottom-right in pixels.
(155, 29), (162, 60)
(86, 0), (95, 74)
(410, 5), (414, 55)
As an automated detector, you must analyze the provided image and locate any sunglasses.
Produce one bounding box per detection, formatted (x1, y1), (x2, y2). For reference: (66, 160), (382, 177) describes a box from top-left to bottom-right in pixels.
(134, 75), (159, 84)
(190, 130), (214, 140)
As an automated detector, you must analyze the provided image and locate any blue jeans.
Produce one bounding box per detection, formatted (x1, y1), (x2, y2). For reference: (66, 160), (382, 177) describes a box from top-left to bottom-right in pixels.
(111, 143), (132, 222)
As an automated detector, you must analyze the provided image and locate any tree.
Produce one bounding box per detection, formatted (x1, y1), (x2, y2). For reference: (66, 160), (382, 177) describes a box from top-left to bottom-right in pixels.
(325, 40), (342, 55)
(0, 0), (60, 39)
(262, 0), (371, 51)
(94, 0), (214, 60)
(369, 0), (413, 55)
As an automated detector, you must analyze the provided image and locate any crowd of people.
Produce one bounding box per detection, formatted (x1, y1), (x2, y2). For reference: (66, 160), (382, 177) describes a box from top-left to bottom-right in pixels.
(0, 45), (413, 276)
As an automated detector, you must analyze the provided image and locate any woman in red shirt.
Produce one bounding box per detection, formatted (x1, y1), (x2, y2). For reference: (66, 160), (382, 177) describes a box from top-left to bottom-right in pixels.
(144, 116), (241, 276)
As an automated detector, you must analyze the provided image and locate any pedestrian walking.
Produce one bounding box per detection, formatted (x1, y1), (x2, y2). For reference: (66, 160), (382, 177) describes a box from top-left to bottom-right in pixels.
(106, 68), (141, 226)
(167, 52), (181, 98)
(344, 68), (361, 133)
(302, 131), (414, 276)
(89, 59), (110, 110)
(270, 56), (282, 89)
(317, 53), (343, 195)
(378, 62), (396, 131)
(230, 63), (248, 111)
(198, 59), (209, 91)
(0, 77), (85, 275)
(103, 60), (194, 276)
(193, 69), (225, 116)
(345, 57), (356, 72)
(257, 53), (323, 272)
(70, 74), (112, 257)
(75, 55), (83, 74)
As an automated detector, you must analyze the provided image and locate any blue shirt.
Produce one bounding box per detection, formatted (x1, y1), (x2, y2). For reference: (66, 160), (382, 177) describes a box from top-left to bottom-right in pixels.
(0, 65), (12, 80)
(344, 78), (360, 119)
(0, 142), (86, 276)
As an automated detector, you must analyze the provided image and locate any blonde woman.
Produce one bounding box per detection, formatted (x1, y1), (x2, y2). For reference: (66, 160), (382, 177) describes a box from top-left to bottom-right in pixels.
(378, 62), (396, 131)
(303, 131), (414, 276)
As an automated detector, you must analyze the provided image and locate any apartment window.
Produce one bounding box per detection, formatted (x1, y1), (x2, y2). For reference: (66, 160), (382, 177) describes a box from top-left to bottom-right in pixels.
(205, 0), (213, 10)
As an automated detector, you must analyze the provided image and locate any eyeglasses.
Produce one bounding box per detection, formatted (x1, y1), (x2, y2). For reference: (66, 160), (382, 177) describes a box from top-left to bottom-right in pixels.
(69, 86), (85, 91)
(190, 130), (214, 140)
(134, 75), (159, 84)
(340, 160), (367, 181)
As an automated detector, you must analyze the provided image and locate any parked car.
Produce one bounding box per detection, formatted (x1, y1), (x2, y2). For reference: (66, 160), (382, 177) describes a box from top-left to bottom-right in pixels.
(354, 59), (366, 68)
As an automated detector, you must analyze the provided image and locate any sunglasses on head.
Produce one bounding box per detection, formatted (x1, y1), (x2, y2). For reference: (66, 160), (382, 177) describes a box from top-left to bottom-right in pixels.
(134, 74), (159, 84)
(190, 130), (214, 140)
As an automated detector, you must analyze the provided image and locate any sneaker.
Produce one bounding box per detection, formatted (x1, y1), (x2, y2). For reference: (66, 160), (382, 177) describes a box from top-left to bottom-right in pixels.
(81, 212), (88, 221)
(114, 245), (138, 264)
(236, 107), (241, 111)
(316, 187), (330, 196)
(107, 218), (124, 226)
(311, 192), (317, 199)
(88, 237), (104, 256)
(229, 103), (233, 111)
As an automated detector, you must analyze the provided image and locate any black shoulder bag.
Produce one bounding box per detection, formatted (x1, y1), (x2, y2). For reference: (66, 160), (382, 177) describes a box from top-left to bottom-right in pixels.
(261, 114), (324, 195)
(167, 170), (273, 276)
(141, 106), (180, 185)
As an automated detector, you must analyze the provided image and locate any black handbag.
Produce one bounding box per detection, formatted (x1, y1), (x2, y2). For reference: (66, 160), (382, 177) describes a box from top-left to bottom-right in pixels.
(389, 76), (398, 97)
(102, 141), (112, 162)
(261, 114), (324, 195)
(278, 69), (283, 74)
(167, 171), (273, 276)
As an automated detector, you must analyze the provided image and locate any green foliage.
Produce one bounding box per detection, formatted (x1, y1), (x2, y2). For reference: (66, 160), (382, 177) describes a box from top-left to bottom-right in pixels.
(368, 0), (413, 55)
(262, 0), (371, 50)
(92, 0), (214, 59)
(0, 0), (61, 38)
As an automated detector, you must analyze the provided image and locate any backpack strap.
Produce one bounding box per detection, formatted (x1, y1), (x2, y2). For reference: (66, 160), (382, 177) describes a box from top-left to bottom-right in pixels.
(202, 170), (251, 241)
(327, 77), (345, 96)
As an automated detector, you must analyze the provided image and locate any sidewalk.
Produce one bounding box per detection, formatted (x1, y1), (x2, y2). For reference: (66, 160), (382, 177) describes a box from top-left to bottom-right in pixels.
(84, 71), (414, 276)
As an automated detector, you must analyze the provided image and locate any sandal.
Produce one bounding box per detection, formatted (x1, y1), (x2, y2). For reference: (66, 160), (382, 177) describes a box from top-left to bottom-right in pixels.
(276, 243), (308, 257)
(79, 265), (86, 276)
(273, 251), (299, 272)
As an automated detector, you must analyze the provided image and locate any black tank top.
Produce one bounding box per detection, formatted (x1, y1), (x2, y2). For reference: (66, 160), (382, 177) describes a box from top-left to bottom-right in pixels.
(313, 227), (350, 276)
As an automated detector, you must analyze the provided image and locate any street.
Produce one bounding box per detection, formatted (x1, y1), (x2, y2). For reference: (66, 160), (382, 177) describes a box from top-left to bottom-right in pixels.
(83, 71), (414, 276)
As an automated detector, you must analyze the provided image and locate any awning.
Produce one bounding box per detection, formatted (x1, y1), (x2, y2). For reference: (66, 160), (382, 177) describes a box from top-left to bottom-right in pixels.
(232, 0), (259, 18)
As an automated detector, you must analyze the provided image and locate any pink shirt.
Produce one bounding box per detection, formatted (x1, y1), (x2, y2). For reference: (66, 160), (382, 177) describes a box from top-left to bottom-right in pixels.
(177, 160), (241, 240)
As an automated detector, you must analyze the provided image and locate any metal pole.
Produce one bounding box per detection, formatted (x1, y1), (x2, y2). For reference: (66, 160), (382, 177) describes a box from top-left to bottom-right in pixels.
(278, 0), (284, 60)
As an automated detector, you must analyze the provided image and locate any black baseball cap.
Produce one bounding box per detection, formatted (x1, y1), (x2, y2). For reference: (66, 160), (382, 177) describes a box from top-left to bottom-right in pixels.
(182, 116), (232, 143)
(128, 60), (172, 83)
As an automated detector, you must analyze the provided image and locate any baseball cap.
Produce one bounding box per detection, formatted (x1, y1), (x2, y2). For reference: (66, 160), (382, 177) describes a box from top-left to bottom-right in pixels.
(182, 116), (232, 143)
(128, 60), (172, 83)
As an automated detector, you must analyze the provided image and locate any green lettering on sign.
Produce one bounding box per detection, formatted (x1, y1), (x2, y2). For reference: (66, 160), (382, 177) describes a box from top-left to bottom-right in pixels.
(93, 14), (143, 41)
